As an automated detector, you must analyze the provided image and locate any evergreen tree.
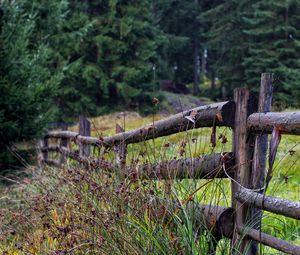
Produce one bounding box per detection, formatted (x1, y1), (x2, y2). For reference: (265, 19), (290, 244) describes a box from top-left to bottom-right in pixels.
(0, 0), (65, 171)
(202, 0), (253, 98)
(154, 0), (204, 95)
(243, 0), (300, 106)
(57, 0), (162, 117)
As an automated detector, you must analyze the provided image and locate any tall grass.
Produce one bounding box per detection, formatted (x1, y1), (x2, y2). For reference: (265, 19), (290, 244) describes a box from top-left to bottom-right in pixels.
(0, 112), (299, 254)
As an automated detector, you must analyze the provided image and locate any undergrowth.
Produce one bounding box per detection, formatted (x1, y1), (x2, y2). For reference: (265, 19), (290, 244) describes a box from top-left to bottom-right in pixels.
(0, 112), (299, 254)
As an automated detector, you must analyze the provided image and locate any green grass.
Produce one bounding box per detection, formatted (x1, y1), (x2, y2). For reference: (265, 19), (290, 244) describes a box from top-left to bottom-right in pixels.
(0, 111), (299, 254)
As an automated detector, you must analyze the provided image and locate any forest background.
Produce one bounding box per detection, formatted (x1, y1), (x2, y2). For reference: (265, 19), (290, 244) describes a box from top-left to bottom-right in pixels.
(1, 0), (300, 171)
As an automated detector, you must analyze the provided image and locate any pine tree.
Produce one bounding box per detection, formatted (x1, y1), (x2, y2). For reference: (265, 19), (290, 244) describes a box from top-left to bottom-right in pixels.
(242, 0), (300, 106)
(0, 0), (65, 171)
(202, 0), (253, 98)
(154, 0), (204, 95)
(93, 0), (160, 111)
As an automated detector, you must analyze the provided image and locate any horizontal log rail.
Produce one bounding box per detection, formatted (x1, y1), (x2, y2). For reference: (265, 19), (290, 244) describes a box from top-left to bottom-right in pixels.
(43, 146), (113, 170)
(41, 146), (234, 180)
(137, 152), (234, 179)
(235, 187), (300, 220)
(237, 225), (300, 255)
(247, 112), (300, 135)
(46, 101), (235, 147)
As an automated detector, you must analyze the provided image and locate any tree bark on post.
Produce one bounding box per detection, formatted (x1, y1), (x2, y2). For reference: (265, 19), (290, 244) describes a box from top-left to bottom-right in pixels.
(249, 73), (273, 254)
(231, 88), (257, 254)
(59, 122), (68, 165)
(79, 116), (91, 157)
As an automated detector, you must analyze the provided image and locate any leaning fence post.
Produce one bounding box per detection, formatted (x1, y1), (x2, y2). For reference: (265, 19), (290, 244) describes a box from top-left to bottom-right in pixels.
(115, 123), (127, 169)
(248, 73), (273, 254)
(231, 88), (257, 254)
(59, 122), (68, 165)
(79, 116), (91, 157)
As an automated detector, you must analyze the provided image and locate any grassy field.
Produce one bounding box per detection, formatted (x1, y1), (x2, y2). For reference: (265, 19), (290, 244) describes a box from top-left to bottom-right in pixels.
(0, 111), (299, 254)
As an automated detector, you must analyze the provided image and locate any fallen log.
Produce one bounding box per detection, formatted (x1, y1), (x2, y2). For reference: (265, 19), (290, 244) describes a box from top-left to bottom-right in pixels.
(247, 112), (300, 135)
(235, 187), (300, 220)
(237, 225), (300, 255)
(46, 101), (235, 147)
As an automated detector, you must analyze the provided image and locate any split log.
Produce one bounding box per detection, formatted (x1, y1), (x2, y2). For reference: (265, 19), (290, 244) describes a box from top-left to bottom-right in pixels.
(237, 225), (300, 255)
(46, 101), (235, 147)
(231, 88), (257, 254)
(235, 187), (300, 220)
(248, 112), (300, 135)
(250, 73), (273, 255)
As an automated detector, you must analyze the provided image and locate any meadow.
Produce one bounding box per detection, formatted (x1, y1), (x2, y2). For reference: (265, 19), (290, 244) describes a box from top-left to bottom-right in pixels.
(0, 111), (299, 254)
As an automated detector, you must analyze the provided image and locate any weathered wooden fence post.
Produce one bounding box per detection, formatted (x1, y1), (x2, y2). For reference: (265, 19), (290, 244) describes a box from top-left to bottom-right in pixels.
(42, 136), (49, 162)
(79, 116), (91, 157)
(248, 73), (273, 254)
(36, 140), (44, 168)
(231, 88), (257, 254)
(59, 122), (68, 165)
(115, 123), (127, 168)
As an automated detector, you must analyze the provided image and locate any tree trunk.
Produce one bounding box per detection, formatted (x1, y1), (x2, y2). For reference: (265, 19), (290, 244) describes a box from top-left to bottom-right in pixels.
(193, 40), (200, 96)
(193, 0), (200, 96)
(211, 69), (216, 90)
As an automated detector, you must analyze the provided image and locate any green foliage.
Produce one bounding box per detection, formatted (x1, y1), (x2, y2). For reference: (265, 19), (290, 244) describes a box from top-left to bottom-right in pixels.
(0, 0), (63, 171)
(154, 0), (204, 85)
(202, 0), (300, 105)
(242, 0), (300, 105)
(56, 0), (162, 118)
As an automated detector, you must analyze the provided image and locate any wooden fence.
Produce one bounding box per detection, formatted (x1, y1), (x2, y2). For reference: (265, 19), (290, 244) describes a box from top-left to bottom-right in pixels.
(38, 73), (300, 255)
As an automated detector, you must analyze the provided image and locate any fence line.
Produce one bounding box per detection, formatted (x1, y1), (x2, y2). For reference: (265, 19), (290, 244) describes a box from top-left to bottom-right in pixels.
(38, 73), (300, 255)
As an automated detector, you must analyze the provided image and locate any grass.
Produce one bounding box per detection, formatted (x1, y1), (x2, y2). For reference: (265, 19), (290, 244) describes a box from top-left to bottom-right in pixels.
(0, 110), (299, 254)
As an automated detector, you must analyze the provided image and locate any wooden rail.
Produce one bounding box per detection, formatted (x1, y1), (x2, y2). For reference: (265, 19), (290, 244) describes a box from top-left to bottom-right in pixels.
(42, 146), (234, 179)
(237, 225), (300, 255)
(38, 73), (300, 255)
(248, 112), (300, 135)
(46, 101), (235, 147)
(235, 187), (300, 220)
(249, 73), (273, 254)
